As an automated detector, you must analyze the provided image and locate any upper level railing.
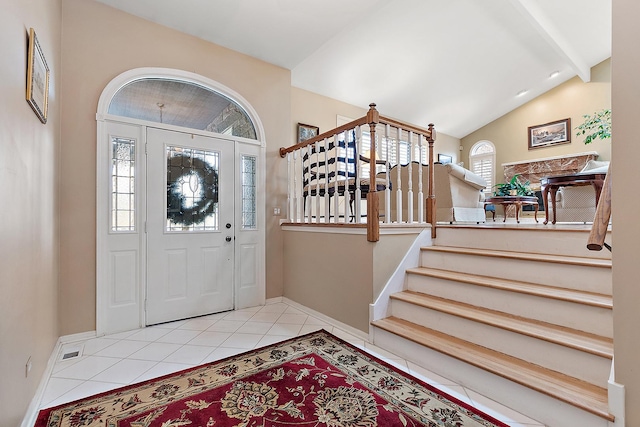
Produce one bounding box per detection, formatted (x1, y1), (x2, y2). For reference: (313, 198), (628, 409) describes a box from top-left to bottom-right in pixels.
(587, 162), (612, 251)
(279, 104), (436, 242)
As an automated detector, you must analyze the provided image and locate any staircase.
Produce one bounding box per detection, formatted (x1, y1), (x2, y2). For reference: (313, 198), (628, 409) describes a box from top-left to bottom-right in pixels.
(371, 225), (614, 427)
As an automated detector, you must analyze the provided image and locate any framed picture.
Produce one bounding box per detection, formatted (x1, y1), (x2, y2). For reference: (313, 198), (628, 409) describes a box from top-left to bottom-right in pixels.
(297, 123), (319, 143)
(528, 118), (570, 149)
(26, 28), (50, 124)
(438, 154), (452, 164)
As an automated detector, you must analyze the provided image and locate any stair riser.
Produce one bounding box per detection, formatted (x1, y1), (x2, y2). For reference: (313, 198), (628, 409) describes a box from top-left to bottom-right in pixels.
(390, 299), (611, 388)
(434, 228), (611, 260)
(372, 327), (611, 427)
(407, 274), (613, 337)
(420, 251), (612, 294)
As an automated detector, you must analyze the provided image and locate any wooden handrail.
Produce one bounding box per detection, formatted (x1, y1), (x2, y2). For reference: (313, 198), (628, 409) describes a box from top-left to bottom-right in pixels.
(379, 115), (436, 140)
(587, 163), (612, 251)
(279, 103), (437, 242)
(279, 112), (436, 158)
(279, 116), (368, 158)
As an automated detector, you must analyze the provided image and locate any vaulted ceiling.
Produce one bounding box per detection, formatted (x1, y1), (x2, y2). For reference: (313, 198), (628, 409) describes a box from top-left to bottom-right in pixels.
(95, 0), (611, 138)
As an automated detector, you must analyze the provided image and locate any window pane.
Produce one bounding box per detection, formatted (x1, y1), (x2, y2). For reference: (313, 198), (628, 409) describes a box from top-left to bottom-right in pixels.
(111, 137), (136, 231)
(241, 155), (257, 229)
(472, 142), (494, 155)
(166, 146), (219, 232)
(108, 78), (257, 140)
(471, 155), (494, 193)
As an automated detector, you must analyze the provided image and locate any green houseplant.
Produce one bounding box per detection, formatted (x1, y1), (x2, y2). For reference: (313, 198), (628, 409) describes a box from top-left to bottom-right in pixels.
(493, 174), (534, 197)
(575, 109), (611, 144)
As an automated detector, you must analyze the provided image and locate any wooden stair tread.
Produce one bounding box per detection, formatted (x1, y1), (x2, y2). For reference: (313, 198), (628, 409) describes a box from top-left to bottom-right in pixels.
(422, 245), (612, 268)
(406, 267), (612, 308)
(372, 317), (613, 422)
(391, 291), (613, 358)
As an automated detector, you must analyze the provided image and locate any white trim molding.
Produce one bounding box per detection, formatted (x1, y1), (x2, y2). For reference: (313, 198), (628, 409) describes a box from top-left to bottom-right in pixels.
(96, 68), (266, 336)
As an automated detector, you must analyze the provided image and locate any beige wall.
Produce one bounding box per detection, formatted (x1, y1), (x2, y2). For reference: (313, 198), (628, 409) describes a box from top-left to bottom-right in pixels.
(291, 87), (368, 137)
(291, 87), (460, 163)
(59, 0), (291, 335)
(433, 132), (462, 165)
(283, 230), (418, 332)
(461, 59), (611, 184)
(612, 0), (640, 423)
(0, 0), (61, 424)
(283, 231), (373, 332)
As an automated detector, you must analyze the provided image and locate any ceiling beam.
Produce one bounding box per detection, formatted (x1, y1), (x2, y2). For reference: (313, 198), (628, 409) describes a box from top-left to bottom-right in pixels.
(511, 0), (591, 82)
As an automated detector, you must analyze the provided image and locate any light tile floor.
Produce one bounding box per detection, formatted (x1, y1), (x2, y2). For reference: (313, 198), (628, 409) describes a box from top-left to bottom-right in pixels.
(39, 301), (545, 427)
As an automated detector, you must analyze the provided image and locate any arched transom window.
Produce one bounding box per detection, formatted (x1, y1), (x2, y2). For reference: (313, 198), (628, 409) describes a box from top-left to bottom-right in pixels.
(108, 78), (257, 140)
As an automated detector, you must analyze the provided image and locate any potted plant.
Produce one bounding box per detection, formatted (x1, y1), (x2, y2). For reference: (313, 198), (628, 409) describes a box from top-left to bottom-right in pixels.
(493, 174), (534, 197)
(575, 109), (611, 144)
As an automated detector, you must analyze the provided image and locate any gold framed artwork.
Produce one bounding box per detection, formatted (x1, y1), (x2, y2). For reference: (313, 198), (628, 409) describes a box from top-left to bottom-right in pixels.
(297, 123), (319, 143)
(528, 118), (570, 150)
(26, 28), (50, 124)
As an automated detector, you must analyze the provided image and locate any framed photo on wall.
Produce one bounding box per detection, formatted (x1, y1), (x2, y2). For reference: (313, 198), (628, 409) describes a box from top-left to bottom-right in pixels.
(528, 118), (571, 149)
(297, 123), (319, 143)
(26, 28), (50, 124)
(438, 154), (452, 164)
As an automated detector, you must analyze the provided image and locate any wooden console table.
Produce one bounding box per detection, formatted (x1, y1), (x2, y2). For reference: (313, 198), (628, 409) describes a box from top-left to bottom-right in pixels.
(540, 172), (607, 224)
(485, 196), (539, 223)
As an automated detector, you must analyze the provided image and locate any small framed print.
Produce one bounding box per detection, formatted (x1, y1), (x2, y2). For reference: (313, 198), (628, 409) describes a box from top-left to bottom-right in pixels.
(528, 118), (570, 149)
(438, 154), (452, 164)
(297, 123), (319, 143)
(26, 28), (50, 124)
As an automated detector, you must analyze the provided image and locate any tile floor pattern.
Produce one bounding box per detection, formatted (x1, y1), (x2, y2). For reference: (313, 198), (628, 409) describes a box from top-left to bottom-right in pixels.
(39, 301), (544, 427)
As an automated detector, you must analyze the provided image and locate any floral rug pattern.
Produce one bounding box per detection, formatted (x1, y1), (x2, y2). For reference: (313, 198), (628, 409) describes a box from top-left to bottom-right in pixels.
(35, 330), (508, 427)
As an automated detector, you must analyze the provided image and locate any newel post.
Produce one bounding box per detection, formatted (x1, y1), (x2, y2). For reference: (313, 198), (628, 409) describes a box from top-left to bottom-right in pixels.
(366, 103), (380, 242)
(426, 123), (437, 238)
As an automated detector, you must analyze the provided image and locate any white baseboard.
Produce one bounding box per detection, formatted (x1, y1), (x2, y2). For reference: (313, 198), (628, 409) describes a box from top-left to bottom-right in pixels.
(265, 296), (283, 305)
(20, 339), (61, 427)
(608, 360), (625, 427)
(282, 297), (368, 341)
(369, 229), (432, 341)
(20, 330), (97, 427)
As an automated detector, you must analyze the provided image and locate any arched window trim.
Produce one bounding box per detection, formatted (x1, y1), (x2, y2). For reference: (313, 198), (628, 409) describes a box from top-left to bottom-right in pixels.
(96, 68), (265, 146)
(469, 140), (496, 194)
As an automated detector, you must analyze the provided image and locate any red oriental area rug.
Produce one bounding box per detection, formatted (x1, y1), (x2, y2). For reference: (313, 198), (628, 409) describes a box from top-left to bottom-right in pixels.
(35, 329), (509, 427)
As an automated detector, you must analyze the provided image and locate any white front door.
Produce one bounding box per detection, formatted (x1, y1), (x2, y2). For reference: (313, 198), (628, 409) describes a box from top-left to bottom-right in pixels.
(146, 128), (235, 325)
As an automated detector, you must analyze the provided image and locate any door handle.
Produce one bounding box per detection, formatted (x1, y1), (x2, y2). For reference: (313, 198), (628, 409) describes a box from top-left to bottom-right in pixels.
(226, 236), (232, 242)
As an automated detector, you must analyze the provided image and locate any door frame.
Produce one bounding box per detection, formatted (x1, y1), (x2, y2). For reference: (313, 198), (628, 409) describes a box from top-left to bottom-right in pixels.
(96, 68), (266, 336)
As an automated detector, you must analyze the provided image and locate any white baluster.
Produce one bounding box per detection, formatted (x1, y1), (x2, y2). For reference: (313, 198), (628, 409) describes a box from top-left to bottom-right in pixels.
(293, 150), (301, 222)
(323, 138), (330, 224)
(407, 131), (414, 223)
(314, 140), (320, 224)
(384, 124), (391, 224)
(341, 131), (349, 224)
(418, 134), (425, 223)
(396, 127), (403, 223)
(305, 145), (312, 224)
(333, 134), (340, 224)
(286, 152), (293, 222)
(354, 127), (362, 223)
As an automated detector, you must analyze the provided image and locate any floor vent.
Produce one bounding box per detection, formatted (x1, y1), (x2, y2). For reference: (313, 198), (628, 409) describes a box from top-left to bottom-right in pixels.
(62, 351), (80, 360)
(59, 344), (83, 361)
